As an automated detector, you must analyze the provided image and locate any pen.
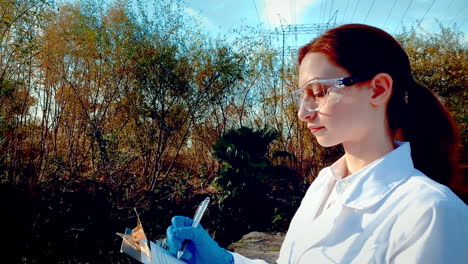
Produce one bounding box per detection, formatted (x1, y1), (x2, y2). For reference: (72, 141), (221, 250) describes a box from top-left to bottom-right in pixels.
(177, 197), (210, 260)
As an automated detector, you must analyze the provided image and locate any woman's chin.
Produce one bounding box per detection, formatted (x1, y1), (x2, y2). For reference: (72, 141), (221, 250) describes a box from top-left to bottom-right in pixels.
(315, 137), (341, 148)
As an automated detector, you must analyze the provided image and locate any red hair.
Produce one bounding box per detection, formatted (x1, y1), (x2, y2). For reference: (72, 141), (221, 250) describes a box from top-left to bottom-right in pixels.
(299, 24), (463, 196)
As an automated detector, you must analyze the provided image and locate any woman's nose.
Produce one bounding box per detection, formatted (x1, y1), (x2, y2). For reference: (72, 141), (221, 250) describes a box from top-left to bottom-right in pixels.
(298, 104), (317, 121)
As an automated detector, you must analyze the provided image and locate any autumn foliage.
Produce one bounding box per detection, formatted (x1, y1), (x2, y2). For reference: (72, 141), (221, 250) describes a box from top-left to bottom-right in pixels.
(1, 0), (467, 262)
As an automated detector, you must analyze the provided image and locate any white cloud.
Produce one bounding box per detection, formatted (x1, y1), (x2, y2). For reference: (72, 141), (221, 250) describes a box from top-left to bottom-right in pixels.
(183, 7), (218, 32)
(261, 0), (318, 26)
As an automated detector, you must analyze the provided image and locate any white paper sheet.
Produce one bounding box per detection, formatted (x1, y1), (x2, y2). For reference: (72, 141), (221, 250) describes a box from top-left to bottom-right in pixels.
(119, 228), (186, 264)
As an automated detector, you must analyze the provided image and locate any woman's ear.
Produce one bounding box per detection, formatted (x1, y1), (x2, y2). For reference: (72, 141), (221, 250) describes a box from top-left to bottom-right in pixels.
(369, 73), (393, 106)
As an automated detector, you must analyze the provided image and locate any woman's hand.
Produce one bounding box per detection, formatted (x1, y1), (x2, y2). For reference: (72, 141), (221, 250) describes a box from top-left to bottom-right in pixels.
(166, 216), (234, 264)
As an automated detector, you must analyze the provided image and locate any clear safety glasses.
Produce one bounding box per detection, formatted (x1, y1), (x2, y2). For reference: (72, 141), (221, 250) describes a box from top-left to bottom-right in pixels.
(292, 76), (362, 112)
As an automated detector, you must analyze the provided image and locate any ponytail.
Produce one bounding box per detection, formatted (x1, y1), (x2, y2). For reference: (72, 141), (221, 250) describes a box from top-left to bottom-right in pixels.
(395, 80), (461, 186)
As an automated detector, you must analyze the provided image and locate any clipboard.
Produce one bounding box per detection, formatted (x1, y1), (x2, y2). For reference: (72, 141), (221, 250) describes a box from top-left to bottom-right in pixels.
(119, 228), (186, 264)
(117, 208), (186, 264)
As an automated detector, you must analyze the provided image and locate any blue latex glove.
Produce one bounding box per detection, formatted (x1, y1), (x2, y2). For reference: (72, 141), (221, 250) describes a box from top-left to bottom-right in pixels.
(166, 216), (234, 264)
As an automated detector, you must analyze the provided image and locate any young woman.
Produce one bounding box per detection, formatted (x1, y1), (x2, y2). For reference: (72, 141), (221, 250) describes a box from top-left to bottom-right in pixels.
(166, 24), (468, 264)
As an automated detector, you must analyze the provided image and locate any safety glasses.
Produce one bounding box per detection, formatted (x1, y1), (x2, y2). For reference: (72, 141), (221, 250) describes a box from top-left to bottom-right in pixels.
(292, 76), (362, 112)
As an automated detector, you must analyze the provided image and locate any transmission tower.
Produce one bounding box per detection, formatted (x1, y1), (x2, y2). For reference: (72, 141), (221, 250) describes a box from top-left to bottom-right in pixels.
(271, 11), (338, 89)
(273, 11), (338, 63)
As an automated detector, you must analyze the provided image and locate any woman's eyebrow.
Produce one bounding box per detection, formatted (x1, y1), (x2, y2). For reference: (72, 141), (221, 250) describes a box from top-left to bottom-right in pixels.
(299, 77), (321, 88)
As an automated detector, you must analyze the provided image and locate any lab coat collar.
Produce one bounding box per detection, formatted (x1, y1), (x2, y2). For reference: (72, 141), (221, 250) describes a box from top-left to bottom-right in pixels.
(329, 141), (414, 210)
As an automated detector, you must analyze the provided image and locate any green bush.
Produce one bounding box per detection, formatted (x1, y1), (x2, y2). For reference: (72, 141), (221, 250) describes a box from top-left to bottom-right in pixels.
(209, 126), (304, 246)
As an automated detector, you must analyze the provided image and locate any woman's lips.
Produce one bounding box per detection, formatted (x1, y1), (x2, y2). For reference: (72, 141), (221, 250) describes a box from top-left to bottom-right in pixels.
(308, 126), (325, 134)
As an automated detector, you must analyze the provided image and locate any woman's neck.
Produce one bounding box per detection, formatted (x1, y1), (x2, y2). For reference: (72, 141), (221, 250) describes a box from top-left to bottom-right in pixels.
(342, 133), (395, 177)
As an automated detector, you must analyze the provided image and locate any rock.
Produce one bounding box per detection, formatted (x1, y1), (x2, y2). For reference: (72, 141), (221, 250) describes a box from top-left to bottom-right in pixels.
(227, 232), (286, 264)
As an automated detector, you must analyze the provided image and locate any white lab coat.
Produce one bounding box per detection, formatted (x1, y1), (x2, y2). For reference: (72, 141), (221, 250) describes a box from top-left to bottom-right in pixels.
(231, 142), (468, 264)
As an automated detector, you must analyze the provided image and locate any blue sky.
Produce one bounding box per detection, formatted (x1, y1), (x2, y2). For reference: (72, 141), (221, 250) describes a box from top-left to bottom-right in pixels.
(182, 0), (468, 45)
(58, 0), (467, 45)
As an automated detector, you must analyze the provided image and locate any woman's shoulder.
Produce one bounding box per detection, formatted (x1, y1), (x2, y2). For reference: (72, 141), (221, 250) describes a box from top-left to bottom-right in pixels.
(386, 171), (468, 263)
(385, 170), (467, 243)
(394, 169), (466, 210)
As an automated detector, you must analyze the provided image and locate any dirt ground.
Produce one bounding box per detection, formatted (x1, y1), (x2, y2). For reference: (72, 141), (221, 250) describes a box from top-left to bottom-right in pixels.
(227, 232), (286, 264)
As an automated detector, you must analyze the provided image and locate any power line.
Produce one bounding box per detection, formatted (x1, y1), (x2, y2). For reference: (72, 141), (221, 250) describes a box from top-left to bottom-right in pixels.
(290, 0), (292, 25)
(364, 0), (376, 23)
(263, 0), (274, 32)
(251, 0), (261, 25)
(327, 10), (339, 25)
(320, 0), (326, 23)
(341, 0), (351, 24)
(324, 0), (329, 24)
(319, 0), (322, 23)
(396, 0), (414, 32)
(351, 0), (361, 22)
(274, 24), (332, 35)
(328, 0), (334, 22)
(420, 0), (437, 22)
(383, 0), (399, 28)
(400, 0), (414, 23)
(290, 0), (296, 25)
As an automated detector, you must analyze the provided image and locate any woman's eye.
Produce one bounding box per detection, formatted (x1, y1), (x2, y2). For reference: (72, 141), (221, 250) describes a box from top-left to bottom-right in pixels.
(314, 90), (326, 98)
(302, 89), (313, 98)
